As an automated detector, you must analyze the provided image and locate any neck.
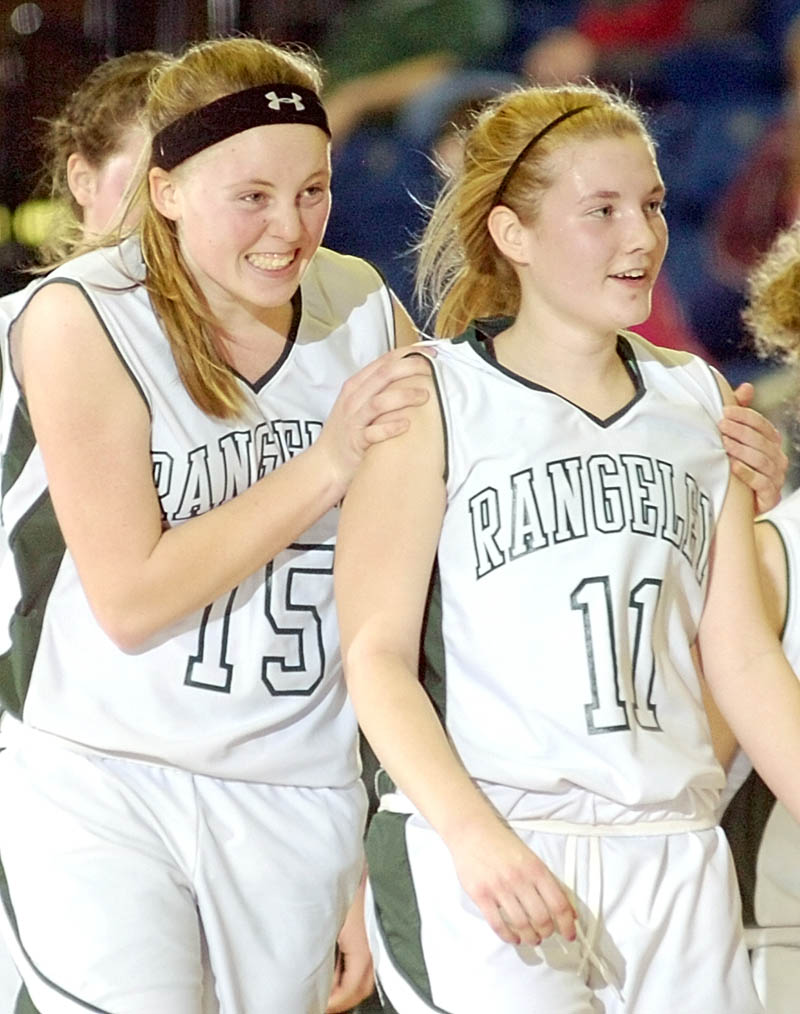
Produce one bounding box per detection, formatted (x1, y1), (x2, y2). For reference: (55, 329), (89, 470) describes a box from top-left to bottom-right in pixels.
(215, 301), (296, 383)
(488, 316), (636, 419)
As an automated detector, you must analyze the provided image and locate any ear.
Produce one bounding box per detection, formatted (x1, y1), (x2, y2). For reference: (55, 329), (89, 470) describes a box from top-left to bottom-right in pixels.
(148, 166), (181, 221)
(66, 152), (96, 210)
(487, 204), (529, 267)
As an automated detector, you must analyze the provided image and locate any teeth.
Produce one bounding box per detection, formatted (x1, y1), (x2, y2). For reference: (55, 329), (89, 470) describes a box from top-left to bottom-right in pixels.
(615, 270), (645, 279)
(247, 252), (294, 270)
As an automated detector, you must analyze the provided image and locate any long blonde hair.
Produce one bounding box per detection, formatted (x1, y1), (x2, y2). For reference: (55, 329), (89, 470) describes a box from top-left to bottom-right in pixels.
(416, 83), (653, 338)
(139, 37), (325, 419)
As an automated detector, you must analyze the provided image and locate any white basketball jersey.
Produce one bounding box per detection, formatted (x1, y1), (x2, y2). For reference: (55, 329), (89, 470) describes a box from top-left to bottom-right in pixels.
(761, 487), (800, 667)
(0, 238), (396, 784)
(749, 491), (800, 932)
(423, 320), (730, 821)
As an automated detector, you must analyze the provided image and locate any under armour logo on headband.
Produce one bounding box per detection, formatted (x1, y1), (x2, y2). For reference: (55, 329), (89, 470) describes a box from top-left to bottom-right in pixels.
(265, 91), (306, 112)
(151, 83), (331, 171)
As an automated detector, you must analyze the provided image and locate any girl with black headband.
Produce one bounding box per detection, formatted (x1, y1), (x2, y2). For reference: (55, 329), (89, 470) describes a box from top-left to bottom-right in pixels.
(0, 35), (432, 1014)
(335, 81), (800, 1012)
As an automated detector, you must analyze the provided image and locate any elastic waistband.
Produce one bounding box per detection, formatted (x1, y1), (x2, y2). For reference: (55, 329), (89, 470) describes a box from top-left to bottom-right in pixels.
(507, 815), (717, 836)
(377, 792), (717, 836)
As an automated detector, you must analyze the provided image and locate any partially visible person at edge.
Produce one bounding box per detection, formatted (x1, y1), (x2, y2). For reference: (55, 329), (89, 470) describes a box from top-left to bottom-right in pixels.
(702, 221), (800, 1014)
(0, 50), (166, 353)
(0, 35), (432, 1014)
(334, 81), (800, 1013)
(0, 50), (167, 1014)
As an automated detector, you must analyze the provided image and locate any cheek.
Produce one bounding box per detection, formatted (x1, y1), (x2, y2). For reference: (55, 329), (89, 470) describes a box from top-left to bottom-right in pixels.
(95, 161), (136, 214)
(307, 198), (331, 244)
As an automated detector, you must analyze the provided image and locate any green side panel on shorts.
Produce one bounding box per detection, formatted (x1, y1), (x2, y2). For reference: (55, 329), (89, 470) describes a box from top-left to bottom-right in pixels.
(366, 811), (434, 1005)
(0, 489), (65, 715)
(420, 563), (447, 723)
(721, 767), (776, 927)
(0, 851), (41, 1014)
(0, 848), (99, 1013)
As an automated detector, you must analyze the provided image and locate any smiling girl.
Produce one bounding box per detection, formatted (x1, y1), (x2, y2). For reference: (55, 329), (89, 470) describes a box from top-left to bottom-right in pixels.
(334, 83), (800, 1013)
(0, 36), (431, 1014)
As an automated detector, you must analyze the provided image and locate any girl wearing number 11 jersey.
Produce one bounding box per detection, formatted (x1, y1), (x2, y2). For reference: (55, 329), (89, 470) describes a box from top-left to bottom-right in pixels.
(335, 82), (800, 1013)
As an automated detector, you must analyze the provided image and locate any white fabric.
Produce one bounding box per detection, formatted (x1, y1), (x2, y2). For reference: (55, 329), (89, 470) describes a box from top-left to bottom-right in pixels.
(426, 327), (729, 815)
(0, 239), (395, 784)
(368, 811), (761, 1014)
(0, 733), (366, 1013)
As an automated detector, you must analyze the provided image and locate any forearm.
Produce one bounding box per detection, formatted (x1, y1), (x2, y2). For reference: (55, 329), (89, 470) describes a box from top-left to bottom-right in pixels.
(346, 646), (499, 843)
(86, 441), (342, 649)
(705, 643), (800, 824)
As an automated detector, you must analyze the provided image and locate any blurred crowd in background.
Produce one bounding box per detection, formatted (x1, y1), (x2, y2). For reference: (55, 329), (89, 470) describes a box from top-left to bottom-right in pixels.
(2, 0), (800, 390)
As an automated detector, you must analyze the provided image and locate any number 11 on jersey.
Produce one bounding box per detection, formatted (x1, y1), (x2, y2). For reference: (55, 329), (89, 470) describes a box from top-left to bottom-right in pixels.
(571, 575), (663, 735)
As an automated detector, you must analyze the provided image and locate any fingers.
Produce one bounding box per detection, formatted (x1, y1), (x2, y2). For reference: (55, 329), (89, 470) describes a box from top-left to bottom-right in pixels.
(729, 460), (781, 515)
(363, 412), (411, 447)
(719, 407), (787, 514)
(344, 346), (435, 404)
(337, 348), (434, 433)
(731, 381), (755, 408)
(721, 404), (781, 444)
(468, 853), (577, 949)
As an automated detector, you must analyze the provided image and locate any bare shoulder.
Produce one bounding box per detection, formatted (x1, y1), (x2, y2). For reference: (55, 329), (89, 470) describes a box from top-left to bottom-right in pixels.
(17, 280), (127, 394)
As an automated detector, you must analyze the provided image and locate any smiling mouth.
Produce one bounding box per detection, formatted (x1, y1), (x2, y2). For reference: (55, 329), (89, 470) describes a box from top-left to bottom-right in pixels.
(610, 269), (647, 280)
(246, 251), (295, 271)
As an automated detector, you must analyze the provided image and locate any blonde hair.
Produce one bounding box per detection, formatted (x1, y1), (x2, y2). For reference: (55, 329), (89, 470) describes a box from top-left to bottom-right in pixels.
(743, 223), (800, 364)
(416, 82), (653, 337)
(137, 37), (325, 420)
(38, 50), (165, 264)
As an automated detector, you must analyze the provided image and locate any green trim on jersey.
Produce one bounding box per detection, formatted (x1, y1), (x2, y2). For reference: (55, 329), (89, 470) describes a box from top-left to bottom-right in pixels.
(366, 811), (434, 1004)
(0, 488), (65, 714)
(1, 399), (35, 499)
(420, 563), (447, 725)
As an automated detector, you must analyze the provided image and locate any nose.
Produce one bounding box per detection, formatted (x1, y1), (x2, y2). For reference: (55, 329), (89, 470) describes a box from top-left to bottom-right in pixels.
(267, 199), (302, 242)
(626, 208), (662, 254)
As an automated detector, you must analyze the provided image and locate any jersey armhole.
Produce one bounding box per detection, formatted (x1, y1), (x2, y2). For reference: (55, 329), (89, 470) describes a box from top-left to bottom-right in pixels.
(399, 349), (448, 484)
(27, 277), (152, 421)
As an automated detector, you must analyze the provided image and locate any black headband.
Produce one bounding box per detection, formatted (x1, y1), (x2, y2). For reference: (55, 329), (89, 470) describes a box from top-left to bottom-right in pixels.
(151, 83), (331, 171)
(491, 105), (593, 207)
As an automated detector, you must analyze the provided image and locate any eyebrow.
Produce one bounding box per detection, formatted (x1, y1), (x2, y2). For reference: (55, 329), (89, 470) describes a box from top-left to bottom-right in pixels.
(580, 183), (666, 202)
(223, 168), (331, 191)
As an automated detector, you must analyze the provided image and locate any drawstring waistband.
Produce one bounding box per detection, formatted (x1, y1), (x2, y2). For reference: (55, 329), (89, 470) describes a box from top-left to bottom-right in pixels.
(512, 814), (717, 998)
(379, 792), (717, 998)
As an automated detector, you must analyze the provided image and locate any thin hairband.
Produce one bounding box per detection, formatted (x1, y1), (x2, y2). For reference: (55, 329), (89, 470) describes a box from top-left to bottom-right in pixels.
(491, 105), (593, 207)
(152, 83), (330, 172)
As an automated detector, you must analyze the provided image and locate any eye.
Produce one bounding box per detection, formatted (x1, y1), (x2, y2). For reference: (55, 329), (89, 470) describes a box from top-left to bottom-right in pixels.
(588, 204), (614, 219)
(240, 191), (267, 205)
(646, 197), (666, 215)
(299, 182), (329, 205)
